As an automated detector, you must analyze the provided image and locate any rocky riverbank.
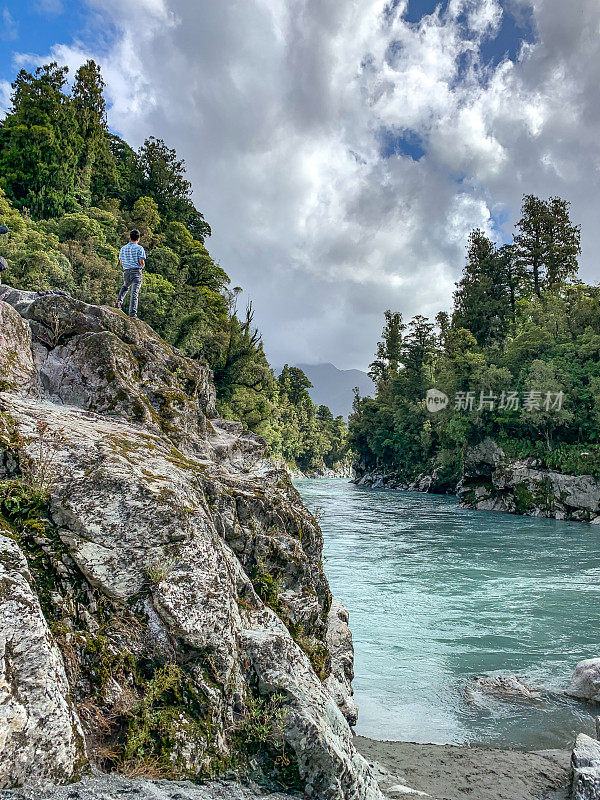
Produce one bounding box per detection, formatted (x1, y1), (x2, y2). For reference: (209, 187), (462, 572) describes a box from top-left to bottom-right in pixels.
(0, 737), (580, 800)
(303, 464), (354, 479)
(457, 438), (600, 523)
(353, 469), (454, 495)
(270, 460), (354, 481)
(354, 438), (600, 524)
(0, 286), (378, 799)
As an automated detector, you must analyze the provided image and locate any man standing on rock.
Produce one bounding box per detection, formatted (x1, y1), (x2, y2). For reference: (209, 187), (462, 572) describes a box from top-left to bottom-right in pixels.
(115, 229), (146, 318)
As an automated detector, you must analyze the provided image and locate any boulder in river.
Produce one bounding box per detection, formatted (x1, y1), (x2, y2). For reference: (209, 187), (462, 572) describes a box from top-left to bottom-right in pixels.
(467, 675), (542, 702)
(568, 659), (600, 702)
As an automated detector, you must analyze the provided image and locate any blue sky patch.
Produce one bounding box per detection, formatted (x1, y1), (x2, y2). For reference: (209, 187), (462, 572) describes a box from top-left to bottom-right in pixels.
(379, 127), (426, 161)
(402, 0), (535, 70)
(480, 4), (535, 67)
(385, 0), (535, 82)
(0, 1), (117, 97)
(404, 0), (448, 24)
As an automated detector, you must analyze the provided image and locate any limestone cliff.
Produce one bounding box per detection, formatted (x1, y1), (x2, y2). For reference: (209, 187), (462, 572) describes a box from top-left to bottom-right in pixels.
(457, 438), (600, 523)
(0, 287), (378, 799)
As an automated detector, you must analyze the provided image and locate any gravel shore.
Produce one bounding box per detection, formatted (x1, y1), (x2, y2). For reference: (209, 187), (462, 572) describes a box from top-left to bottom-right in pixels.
(355, 735), (571, 800)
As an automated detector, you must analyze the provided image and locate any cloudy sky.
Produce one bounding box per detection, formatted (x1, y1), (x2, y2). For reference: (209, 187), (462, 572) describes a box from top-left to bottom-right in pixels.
(1, 0), (599, 369)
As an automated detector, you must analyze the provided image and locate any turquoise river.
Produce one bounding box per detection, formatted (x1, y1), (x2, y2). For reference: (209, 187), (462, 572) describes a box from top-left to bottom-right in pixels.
(295, 478), (600, 748)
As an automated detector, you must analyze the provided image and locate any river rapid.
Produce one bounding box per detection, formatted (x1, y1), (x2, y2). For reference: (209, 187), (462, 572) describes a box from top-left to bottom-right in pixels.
(295, 478), (600, 748)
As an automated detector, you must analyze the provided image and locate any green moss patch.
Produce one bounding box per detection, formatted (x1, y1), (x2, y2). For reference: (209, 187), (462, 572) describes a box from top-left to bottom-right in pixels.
(232, 692), (303, 792)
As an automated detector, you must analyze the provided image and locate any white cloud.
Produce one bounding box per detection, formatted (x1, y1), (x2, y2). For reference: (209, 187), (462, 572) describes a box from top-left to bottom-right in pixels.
(1, 8), (18, 42)
(17, 0), (600, 369)
(35, 0), (65, 13)
(0, 80), (11, 118)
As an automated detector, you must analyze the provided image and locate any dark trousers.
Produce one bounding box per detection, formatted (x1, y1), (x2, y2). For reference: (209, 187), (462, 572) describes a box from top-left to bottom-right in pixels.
(117, 268), (143, 316)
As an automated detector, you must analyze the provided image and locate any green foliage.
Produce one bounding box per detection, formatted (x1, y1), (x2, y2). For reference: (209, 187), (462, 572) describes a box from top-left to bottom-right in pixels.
(251, 559), (282, 612)
(144, 556), (177, 586)
(269, 365), (348, 471)
(514, 195), (581, 296)
(234, 692), (288, 749)
(351, 195), (600, 482)
(0, 63), (80, 217)
(453, 229), (514, 346)
(0, 59), (344, 472)
(122, 663), (188, 761)
(368, 310), (405, 384)
(132, 196), (160, 230)
(513, 483), (535, 515)
(0, 479), (48, 530)
(289, 625), (330, 681)
(500, 439), (600, 479)
(82, 632), (137, 694)
(233, 692), (302, 791)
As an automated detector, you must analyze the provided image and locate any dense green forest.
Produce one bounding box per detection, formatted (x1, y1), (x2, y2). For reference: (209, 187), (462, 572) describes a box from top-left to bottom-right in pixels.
(350, 195), (600, 482)
(0, 61), (347, 472)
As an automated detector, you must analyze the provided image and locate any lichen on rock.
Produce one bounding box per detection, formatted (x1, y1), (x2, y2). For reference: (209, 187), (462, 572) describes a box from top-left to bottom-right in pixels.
(0, 288), (381, 800)
(0, 531), (86, 789)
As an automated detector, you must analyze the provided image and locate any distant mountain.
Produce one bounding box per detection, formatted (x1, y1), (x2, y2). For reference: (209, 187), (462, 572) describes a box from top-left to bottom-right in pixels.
(277, 362), (375, 419)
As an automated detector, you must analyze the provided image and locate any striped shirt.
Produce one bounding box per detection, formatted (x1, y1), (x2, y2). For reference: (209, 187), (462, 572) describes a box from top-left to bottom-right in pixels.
(119, 242), (146, 270)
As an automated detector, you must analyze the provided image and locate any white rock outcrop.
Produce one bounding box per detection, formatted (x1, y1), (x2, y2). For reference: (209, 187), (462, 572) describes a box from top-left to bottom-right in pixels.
(457, 439), (600, 523)
(0, 532), (85, 788)
(0, 301), (38, 395)
(324, 600), (359, 726)
(571, 733), (600, 800)
(0, 287), (381, 800)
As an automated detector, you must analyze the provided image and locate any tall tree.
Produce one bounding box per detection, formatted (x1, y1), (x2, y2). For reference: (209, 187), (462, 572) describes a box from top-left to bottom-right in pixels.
(403, 315), (435, 391)
(278, 365), (313, 406)
(514, 195), (547, 297)
(368, 310), (405, 385)
(72, 60), (113, 206)
(544, 196), (581, 287)
(496, 243), (525, 324)
(138, 137), (191, 218)
(106, 134), (140, 206)
(452, 229), (511, 347)
(72, 60), (107, 144)
(136, 136), (210, 239)
(514, 194), (580, 296)
(0, 63), (80, 217)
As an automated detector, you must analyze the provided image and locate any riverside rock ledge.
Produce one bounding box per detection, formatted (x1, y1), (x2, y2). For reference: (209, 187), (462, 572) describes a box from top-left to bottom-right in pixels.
(0, 286), (381, 800)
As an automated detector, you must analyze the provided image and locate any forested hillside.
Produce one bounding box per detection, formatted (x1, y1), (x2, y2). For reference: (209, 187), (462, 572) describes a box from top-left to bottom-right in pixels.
(0, 61), (346, 472)
(350, 195), (600, 483)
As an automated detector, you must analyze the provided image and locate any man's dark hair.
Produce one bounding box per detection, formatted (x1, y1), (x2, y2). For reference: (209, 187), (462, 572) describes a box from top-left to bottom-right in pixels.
(130, 229), (140, 241)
